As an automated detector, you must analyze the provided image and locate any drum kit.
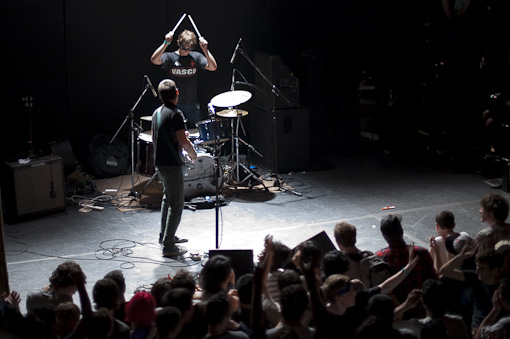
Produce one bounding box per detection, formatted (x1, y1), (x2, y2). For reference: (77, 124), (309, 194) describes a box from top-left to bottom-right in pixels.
(136, 89), (266, 199)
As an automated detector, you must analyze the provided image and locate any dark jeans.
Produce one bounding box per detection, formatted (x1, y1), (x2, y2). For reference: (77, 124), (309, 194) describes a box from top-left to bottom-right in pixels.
(157, 165), (184, 252)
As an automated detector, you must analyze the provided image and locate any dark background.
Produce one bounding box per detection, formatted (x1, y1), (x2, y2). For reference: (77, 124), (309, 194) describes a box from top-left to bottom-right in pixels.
(2, 0), (510, 169)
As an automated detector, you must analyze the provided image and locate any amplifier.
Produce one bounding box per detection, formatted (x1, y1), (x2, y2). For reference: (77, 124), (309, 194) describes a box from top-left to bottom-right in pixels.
(2, 156), (66, 222)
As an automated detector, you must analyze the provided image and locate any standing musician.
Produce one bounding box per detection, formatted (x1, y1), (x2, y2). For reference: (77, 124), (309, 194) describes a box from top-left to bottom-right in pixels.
(152, 79), (197, 258)
(150, 29), (218, 129)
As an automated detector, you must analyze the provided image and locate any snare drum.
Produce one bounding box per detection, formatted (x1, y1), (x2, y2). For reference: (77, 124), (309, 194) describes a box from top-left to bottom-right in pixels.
(138, 131), (155, 176)
(184, 152), (222, 199)
(196, 119), (230, 145)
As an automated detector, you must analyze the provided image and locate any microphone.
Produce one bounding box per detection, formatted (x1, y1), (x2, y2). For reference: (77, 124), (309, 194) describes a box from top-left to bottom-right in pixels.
(208, 102), (215, 117)
(230, 38), (242, 64)
(145, 75), (157, 97)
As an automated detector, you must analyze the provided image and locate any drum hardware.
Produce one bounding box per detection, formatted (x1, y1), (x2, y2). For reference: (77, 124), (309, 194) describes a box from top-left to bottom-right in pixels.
(110, 75), (156, 198)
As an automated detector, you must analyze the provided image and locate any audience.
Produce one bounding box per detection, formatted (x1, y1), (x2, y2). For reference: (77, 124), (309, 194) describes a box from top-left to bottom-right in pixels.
(375, 215), (439, 319)
(393, 279), (468, 338)
(428, 210), (467, 272)
(25, 261), (85, 315)
(439, 246), (503, 335)
(334, 222), (374, 286)
(476, 193), (510, 252)
(6, 197), (510, 338)
(475, 277), (510, 339)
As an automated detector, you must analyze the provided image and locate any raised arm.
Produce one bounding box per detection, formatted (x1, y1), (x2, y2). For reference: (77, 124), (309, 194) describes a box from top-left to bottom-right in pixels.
(199, 37), (217, 71)
(151, 31), (174, 65)
(379, 244), (419, 295)
(438, 243), (476, 281)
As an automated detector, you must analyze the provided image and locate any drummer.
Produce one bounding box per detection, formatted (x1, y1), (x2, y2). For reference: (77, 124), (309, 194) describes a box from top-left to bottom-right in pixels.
(150, 29), (218, 130)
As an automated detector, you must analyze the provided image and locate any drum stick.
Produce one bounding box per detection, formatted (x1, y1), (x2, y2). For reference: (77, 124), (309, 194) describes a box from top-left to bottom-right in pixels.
(187, 14), (202, 38)
(171, 13), (187, 33)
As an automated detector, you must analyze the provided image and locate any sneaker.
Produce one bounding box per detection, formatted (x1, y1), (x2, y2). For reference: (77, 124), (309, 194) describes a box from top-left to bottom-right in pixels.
(162, 246), (188, 258)
(174, 236), (188, 243)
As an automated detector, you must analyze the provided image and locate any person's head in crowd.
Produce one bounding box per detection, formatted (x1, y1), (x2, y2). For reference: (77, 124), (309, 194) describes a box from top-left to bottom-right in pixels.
(269, 239), (292, 271)
(125, 291), (157, 328)
(55, 302), (80, 337)
(22, 304), (56, 339)
(161, 288), (194, 325)
(87, 307), (114, 339)
(93, 278), (121, 311)
(479, 193), (510, 224)
(420, 319), (449, 339)
(151, 277), (173, 307)
(380, 214), (404, 245)
(445, 233), (475, 255)
(236, 273), (254, 306)
(334, 222), (358, 251)
(200, 255), (233, 296)
(366, 294), (395, 324)
(421, 279), (448, 318)
(279, 284), (309, 326)
(169, 269), (197, 294)
(104, 270), (126, 300)
(435, 210), (456, 237)
(356, 316), (401, 339)
(156, 306), (182, 339)
(277, 269), (302, 291)
(321, 250), (349, 278)
(476, 249), (503, 284)
(205, 292), (230, 332)
(49, 261), (85, 296)
(496, 240), (510, 278)
(293, 240), (322, 270)
(321, 274), (356, 314)
(497, 278), (510, 310)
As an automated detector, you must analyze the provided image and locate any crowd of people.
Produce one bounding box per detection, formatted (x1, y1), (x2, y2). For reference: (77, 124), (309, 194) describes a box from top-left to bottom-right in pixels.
(1, 192), (510, 338)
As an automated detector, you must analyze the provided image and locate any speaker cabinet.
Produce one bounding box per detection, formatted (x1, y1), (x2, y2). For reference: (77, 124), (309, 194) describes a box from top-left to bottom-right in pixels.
(208, 249), (254, 283)
(2, 156), (66, 222)
(250, 107), (310, 173)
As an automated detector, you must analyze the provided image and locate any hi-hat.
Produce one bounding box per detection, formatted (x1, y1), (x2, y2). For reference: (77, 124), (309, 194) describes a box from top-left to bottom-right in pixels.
(217, 109), (249, 118)
(140, 116), (152, 122)
(210, 90), (252, 107)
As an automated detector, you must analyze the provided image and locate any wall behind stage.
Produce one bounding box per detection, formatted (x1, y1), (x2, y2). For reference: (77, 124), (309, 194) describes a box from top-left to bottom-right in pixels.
(2, 0), (267, 161)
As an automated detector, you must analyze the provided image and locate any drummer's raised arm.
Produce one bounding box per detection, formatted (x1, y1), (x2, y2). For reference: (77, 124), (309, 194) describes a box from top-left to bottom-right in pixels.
(151, 31), (174, 65)
(200, 37), (217, 72)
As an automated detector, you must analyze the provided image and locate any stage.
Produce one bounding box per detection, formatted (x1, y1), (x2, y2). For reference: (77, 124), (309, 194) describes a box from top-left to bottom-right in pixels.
(3, 149), (507, 315)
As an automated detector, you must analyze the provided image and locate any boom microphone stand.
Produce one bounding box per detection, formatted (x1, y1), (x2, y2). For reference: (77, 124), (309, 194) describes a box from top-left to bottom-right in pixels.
(110, 76), (154, 198)
(236, 44), (301, 196)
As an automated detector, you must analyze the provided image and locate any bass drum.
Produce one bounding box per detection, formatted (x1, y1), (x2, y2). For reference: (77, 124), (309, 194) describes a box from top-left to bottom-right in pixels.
(184, 151), (222, 200)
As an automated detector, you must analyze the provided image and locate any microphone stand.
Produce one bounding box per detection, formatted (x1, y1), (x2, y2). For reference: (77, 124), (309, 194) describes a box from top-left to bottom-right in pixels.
(110, 80), (151, 198)
(237, 47), (301, 196)
(208, 104), (222, 249)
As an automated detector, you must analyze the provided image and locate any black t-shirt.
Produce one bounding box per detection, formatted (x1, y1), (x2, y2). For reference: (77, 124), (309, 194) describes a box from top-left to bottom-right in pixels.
(160, 51), (208, 105)
(152, 103), (186, 166)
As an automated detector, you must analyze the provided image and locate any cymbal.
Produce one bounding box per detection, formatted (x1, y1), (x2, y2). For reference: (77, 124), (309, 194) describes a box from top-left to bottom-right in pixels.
(210, 90), (252, 107)
(217, 109), (249, 118)
(140, 116), (152, 122)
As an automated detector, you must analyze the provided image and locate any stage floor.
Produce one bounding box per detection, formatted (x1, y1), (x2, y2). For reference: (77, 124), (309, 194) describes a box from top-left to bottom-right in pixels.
(3, 150), (507, 315)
